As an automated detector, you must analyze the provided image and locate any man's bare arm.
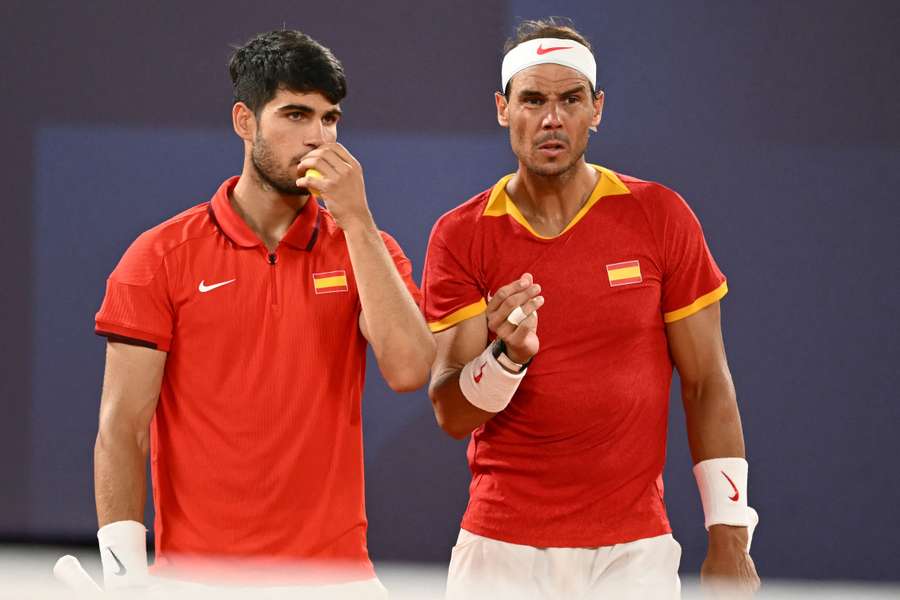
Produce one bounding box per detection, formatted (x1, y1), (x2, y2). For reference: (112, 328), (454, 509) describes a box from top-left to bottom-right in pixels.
(667, 302), (745, 462)
(350, 226), (435, 392)
(428, 274), (542, 439)
(296, 143), (435, 392)
(667, 301), (759, 596)
(428, 314), (494, 439)
(94, 342), (166, 527)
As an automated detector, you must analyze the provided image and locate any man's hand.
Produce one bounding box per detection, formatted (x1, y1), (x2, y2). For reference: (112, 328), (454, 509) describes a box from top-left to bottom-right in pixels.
(701, 525), (760, 598)
(486, 272), (543, 364)
(296, 142), (372, 232)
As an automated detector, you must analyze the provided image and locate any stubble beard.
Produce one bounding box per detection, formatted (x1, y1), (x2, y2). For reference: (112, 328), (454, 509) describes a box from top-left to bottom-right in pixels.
(515, 131), (589, 179)
(250, 131), (306, 197)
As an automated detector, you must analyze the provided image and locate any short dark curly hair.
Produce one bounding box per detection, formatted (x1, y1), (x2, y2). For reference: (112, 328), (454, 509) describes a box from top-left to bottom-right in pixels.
(228, 30), (347, 115)
(503, 18), (595, 97)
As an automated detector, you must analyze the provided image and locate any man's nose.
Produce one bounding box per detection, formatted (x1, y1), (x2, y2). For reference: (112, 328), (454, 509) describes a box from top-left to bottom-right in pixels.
(541, 102), (563, 128)
(305, 119), (330, 148)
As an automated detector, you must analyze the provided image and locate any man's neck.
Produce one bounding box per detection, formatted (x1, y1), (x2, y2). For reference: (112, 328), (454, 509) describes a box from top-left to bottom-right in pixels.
(231, 169), (309, 252)
(506, 160), (599, 237)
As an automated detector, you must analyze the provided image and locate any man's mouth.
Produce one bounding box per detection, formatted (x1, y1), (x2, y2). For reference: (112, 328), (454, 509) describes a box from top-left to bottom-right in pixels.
(537, 140), (566, 156)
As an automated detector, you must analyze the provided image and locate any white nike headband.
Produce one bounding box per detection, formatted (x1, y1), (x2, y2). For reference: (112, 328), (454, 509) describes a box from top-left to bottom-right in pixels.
(501, 37), (597, 92)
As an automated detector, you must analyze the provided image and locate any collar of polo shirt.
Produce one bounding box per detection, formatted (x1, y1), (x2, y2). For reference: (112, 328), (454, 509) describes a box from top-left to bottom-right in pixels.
(210, 177), (320, 251)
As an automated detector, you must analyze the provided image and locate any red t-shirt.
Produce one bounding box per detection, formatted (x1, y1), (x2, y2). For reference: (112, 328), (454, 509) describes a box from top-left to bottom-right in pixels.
(95, 177), (421, 582)
(421, 165), (727, 548)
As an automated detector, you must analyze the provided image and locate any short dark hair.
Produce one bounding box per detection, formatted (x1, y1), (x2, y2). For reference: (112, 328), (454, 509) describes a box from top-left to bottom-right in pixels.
(503, 18), (595, 97)
(228, 30), (347, 114)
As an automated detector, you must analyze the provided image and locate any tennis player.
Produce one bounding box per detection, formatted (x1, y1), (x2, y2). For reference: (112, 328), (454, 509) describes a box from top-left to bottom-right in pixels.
(422, 18), (759, 599)
(92, 29), (433, 596)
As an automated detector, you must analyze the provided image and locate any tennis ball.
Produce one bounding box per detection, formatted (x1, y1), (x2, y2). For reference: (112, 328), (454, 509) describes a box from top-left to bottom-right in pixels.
(303, 168), (323, 194)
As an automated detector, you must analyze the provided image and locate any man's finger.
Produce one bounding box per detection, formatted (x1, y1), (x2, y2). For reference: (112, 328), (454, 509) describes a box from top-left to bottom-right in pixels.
(319, 147), (354, 172)
(504, 311), (537, 348)
(323, 142), (360, 168)
(488, 285), (540, 333)
(298, 153), (339, 177)
(486, 274), (532, 313)
(506, 295), (543, 326)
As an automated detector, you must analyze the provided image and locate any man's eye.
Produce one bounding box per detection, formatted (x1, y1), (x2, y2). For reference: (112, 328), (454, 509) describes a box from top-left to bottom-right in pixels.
(287, 112), (304, 120)
(524, 98), (543, 106)
(566, 96), (581, 104)
(323, 115), (339, 125)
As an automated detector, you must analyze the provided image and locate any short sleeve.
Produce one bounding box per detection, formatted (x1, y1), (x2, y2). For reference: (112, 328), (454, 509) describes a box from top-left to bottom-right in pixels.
(420, 217), (486, 333)
(379, 231), (423, 306)
(659, 190), (727, 323)
(95, 233), (175, 351)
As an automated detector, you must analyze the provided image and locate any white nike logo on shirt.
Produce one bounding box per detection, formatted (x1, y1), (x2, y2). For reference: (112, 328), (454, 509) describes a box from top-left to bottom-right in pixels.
(198, 279), (236, 293)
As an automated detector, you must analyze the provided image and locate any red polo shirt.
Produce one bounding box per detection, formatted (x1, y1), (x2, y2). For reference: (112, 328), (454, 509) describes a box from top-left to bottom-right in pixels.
(421, 165), (727, 548)
(96, 176), (420, 582)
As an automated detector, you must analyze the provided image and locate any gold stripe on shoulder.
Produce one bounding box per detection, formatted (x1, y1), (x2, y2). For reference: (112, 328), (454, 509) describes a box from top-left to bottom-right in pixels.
(428, 299), (488, 333)
(663, 281), (728, 323)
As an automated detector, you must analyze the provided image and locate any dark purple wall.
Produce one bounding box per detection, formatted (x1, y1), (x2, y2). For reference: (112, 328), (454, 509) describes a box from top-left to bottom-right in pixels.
(2, 0), (898, 582)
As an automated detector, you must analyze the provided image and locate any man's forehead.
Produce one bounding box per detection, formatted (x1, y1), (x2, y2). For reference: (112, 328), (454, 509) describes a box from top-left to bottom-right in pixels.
(510, 64), (591, 94)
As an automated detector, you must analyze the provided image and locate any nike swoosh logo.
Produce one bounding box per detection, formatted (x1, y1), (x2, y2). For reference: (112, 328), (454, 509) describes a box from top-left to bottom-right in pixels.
(107, 547), (127, 576)
(473, 362), (487, 383)
(536, 44), (572, 55)
(721, 471), (740, 502)
(198, 278), (236, 293)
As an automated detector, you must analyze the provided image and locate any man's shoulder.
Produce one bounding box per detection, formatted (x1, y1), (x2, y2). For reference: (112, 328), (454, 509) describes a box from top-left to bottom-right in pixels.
(132, 202), (217, 256)
(609, 169), (692, 216)
(112, 202), (216, 284)
(614, 170), (678, 201)
(430, 186), (494, 240)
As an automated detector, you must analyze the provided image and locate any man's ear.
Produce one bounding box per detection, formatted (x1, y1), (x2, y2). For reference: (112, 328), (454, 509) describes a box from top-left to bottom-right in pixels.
(232, 102), (256, 142)
(495, 91), (510, 128)
(591, 90), (604, 130)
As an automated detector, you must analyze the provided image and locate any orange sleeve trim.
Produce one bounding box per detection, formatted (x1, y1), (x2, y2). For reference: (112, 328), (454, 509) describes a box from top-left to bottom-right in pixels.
(427, 299), (487, 333)
(663, 281), (728, 323)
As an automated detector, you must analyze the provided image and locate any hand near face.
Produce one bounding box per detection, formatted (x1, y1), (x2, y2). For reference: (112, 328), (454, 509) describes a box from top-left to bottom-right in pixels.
(296, 143), (372, 232)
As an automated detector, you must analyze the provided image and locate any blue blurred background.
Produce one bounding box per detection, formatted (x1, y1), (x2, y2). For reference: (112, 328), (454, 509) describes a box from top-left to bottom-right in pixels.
(1, 0), (898, 584)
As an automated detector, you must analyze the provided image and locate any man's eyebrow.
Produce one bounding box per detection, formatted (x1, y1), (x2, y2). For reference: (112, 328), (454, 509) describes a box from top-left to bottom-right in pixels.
(277, 104), (342, 119)
(277, 103), (314, 114)
(559, 85), (588, 96)
(518, 85), (588, 99)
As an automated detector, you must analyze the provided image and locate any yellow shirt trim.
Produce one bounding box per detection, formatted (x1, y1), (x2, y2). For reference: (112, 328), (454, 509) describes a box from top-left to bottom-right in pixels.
(663, 281), (728, 323)
(482, 164), (630, 240)
(428, 299), (487, 333)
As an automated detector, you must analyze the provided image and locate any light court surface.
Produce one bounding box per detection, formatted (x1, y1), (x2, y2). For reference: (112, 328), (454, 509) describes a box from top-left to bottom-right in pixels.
(1, 545), (899, 599)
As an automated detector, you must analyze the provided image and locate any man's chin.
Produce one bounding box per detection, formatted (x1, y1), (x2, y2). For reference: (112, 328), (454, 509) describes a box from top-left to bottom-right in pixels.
(525, 159), (574, 178)
(259, 177), (307, 197)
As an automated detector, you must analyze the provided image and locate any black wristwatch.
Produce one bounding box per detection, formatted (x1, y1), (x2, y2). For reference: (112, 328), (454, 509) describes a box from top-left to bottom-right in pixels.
(491, 339), (532, 373)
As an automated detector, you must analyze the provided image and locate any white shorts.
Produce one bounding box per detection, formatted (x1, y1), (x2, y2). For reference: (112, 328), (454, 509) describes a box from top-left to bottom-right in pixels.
(447, 529), (681, 600)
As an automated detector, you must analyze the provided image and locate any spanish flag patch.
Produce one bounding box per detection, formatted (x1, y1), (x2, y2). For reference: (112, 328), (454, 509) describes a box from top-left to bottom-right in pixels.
(606, 260), (642, 287)
(313, 270), (349, 294)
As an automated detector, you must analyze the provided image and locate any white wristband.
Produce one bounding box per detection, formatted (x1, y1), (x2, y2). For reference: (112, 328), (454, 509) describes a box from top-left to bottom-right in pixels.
(97, 520), (149, 589)
(459, 343), (526, 413)
(693, 458), (759, 550)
